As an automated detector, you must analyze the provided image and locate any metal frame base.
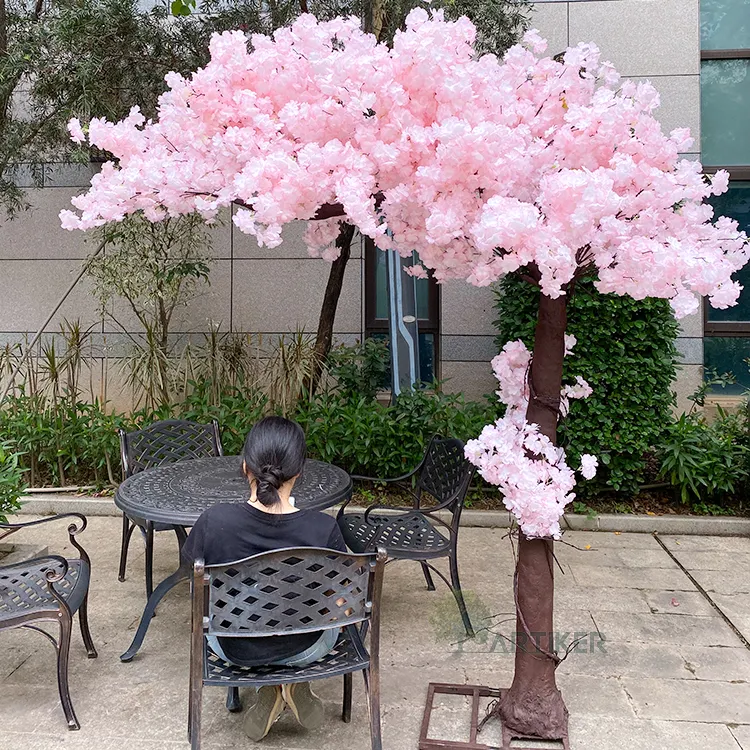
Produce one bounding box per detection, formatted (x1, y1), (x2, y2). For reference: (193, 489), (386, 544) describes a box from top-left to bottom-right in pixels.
(420, 683), (569, 750)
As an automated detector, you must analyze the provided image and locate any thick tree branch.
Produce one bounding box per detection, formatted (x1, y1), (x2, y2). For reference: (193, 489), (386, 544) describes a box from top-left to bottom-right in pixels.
(310, 222), (356, 391)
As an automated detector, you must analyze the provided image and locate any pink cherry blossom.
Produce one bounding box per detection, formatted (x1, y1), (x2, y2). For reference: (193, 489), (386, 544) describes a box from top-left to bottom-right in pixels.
(564, 334), (577, 356)
(67, 118), (86, 144)
(580, 454), (598, 480)
(60, 11), (748, 317)
(404, 264), (428, 279)
(60, 10), (750, 538)
(466, 340), (597, 538)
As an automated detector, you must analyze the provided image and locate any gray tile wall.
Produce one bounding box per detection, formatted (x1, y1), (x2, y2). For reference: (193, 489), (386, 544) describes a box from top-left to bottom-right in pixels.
(0, 0), (702, 411)
(0, 185), (366, 413)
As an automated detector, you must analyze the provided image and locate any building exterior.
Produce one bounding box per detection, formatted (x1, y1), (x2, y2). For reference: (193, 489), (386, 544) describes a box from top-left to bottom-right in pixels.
(1, 0), (741, 413)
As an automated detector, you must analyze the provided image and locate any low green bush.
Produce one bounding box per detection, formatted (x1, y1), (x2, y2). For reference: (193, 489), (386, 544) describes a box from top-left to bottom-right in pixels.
(178, 381), (268, 455)
(0, 441), (25, 521)
(326, 338), (390, 400)
(658, 408), (749, 507)
(0, 369), (499, 487)
(0, 393), (121, 487)
(295, 386), (499, 477)
(495, 273), (679, 494)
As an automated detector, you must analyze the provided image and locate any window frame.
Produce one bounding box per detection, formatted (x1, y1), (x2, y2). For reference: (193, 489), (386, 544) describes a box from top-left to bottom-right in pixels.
(701, 4), (750, 340)
(363, 237), (440, 375)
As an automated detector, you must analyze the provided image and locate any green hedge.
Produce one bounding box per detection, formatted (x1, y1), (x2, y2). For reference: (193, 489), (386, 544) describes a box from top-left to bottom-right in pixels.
(295, 387), (498, 477)
(494, 274), (679, 494)
(0, 441), (25, 521)
(0, 379), (498, 488)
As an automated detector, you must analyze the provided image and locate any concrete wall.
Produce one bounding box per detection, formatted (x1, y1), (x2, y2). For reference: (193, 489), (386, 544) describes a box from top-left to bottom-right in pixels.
(0, 0), (703, 411)
(0, 182), (366, 411)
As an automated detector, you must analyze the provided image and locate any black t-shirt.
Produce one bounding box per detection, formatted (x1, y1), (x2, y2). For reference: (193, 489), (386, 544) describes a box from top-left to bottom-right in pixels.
(181, 502), (347, 667)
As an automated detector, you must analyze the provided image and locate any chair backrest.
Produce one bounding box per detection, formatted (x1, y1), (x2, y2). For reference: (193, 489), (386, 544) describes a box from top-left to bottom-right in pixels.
(119, 419), (223, 479)
(416, 436), (474, 512)
(195, 547), (384, 638)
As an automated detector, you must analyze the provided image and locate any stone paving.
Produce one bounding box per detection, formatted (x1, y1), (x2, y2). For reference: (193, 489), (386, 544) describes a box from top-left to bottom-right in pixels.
(2, 516), (750, 749)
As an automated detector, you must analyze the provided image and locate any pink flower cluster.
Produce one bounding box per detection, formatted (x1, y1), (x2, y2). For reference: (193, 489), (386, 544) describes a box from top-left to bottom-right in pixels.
(466, 339), (598, 539)
(61, 10), (749, 318)
(61, 10), (749, 539)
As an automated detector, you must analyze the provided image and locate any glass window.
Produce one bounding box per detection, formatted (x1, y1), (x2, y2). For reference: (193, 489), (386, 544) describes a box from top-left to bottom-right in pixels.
(704, 336), (750, 393)
(701, 59), (750, 167)
(366, 240), (439, 384)
(371, 332), (436, 385)
(372, 249), (431, 321)
(706, 182), (750, 322)
(701, 0), (750, 50)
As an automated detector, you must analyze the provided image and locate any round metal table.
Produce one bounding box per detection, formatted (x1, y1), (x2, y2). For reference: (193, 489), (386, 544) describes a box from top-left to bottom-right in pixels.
(116, 456), (352, 662)
(115, 456), (353, 526)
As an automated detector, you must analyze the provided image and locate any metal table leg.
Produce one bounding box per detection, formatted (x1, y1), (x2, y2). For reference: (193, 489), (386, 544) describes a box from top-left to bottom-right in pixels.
(120, 565), (189, 662)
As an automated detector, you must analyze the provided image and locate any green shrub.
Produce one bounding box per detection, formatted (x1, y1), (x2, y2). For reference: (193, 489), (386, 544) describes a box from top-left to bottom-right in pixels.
(326, 338), (390, 400)
(0, 393), (121, 487)
(295, 386), (498, 477)
(494, 273), (679, 494)
(0, 359), (499, 487)
(178, 380), (268, 455)
(658, 409), (749, 505)
(0, 441), (25, 521)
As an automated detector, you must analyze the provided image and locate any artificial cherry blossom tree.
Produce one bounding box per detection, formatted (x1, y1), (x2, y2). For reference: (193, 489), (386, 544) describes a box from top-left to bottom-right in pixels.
(61, 10), (750, 740)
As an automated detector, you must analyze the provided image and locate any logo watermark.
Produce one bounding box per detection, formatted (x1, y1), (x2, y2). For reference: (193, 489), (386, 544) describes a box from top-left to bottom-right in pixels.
(466, 630), (606, 654)
(429, 591), (607, 656)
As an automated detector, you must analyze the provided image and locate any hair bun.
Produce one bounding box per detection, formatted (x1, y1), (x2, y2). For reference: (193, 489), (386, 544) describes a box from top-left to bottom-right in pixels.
(258, 464), (284, 488)
(242, 416), (307, 507)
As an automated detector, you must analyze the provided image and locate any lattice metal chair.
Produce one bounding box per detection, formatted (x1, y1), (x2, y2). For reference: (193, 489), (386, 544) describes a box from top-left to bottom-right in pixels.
(189, 546), (386, 750)
(118, 419), (223, 598)
(337, 436), (475, 637)
(0, 513), (97, 729)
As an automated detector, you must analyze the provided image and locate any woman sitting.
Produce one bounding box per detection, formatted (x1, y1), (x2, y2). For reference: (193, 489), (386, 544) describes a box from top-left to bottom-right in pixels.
(181, 416), (346, 741)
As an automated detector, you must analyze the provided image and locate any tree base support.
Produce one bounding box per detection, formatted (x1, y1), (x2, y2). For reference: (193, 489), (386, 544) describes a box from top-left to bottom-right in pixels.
(420, 683), (568, 750)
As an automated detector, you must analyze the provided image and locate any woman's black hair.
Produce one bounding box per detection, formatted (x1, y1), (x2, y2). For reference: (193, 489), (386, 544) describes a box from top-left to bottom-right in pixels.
(242, 416), (307, 507)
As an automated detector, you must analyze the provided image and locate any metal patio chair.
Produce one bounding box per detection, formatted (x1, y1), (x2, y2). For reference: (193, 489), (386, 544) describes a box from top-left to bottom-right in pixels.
(337, 436), (475, 637)
(0, 513), (97, 729)
(189, 546), (386, 750)
(118, 419), (223, 597)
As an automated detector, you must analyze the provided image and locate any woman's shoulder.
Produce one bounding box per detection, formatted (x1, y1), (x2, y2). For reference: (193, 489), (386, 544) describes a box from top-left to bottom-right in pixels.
(197, 503), (251, 524)
(297, 509), (337, 527)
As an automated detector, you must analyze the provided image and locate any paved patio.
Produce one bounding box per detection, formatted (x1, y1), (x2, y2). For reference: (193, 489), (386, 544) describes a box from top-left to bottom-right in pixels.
(2, 515), (750, 749)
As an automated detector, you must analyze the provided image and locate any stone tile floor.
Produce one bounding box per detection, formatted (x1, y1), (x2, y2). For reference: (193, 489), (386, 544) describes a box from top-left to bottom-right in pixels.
(2, 516), (750, 749)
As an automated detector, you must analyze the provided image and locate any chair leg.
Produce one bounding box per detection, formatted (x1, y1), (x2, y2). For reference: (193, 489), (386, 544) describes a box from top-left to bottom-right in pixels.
(118, 514), (135, 582)
(364, 668), (382, 750)
(174, 526), (188, 569)
(420, 562), (436, 591)
(188, 668), (203, 750)
(342, 672), (353, 723)
(56, 608), (80, 730)
(145, 521), (155, 600)
(449, 551), (474, 638)
(78, 593), (98, 658)
(189, 684), (202, 749)
(226, 686), (242, 713)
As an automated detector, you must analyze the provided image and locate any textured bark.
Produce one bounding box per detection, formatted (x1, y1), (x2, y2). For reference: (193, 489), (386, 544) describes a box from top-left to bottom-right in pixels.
(364, 0), (386, 38)
(499, 290), (568, 739)
(311, 222), (356, 392)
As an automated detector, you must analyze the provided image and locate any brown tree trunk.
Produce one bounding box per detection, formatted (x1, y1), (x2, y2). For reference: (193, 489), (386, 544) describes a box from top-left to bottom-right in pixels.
(310, 222), (355, 391)
(499, 290), (568, 739)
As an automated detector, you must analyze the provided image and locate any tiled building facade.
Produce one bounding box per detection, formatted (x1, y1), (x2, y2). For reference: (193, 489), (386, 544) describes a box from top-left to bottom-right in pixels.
(2, 0), (744, 412)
